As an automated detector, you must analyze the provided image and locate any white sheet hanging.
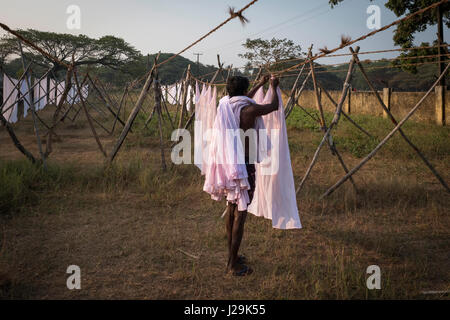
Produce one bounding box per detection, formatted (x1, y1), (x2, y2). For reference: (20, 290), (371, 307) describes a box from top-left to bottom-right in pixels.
(34, 77), (47, 111)
(19, 77), (31, 118)
(56, 81), (65, 105)
(2, 74), (18, 123)
(247, 86), (302, 229)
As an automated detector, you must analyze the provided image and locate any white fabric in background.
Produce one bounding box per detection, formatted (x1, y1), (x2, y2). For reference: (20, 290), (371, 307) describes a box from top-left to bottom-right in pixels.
(48, 79), (57, 104)
(247, 86), (302, 229)
(56, 81), (65, 105)
(82, 85), (89, 99)
(202, 95), (257, 211)
(19, 77), (31, 118)
(2, 74), (18, 123)
(34, 77), (47, 111)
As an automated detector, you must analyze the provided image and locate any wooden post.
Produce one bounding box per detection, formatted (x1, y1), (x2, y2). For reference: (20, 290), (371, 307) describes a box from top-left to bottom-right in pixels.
(177, 64), (191, 130)
(154, 75), (167, 171)
(350, 47), (449, 192)
(345, 87), (351, 114)
(382, 87), (392, 119)
(322, 62), (450, 197)
(112, 85), (128, 133)
(73, 70), (107, 157)
(18, 40), (47, 169)
(318, 82), (372, 138)
(0, 113), (36, 163)
(108, 67), (155, 163)
(308, 48), (327, 129)
(435, 86), (446, 126)
(297, 49), (358, 195)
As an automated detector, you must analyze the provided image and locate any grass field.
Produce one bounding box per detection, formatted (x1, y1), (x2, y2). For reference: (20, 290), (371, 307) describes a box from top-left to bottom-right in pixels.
(0, 100), (449, 299)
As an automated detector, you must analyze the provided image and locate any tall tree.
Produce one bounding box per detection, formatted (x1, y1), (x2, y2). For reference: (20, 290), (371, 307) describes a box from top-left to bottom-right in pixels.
(0, 29), (140, 73)
(238, 38), (303, 66)
(329, 0), (449, 82)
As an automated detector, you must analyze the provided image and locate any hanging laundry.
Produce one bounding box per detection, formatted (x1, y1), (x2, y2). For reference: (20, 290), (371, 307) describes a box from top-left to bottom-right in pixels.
(202, 94), (266, 211)
(19, 77), (31, 118)
(56, 81), (65, 105)
(247, 86), (301, 229)
(2, 74), (18, 123)
(34, 77), (47, 111)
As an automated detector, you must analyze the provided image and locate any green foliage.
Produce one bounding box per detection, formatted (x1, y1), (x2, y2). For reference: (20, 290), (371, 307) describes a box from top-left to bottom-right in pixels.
(239, 38), (303, 66)
(0, 29), (140, 71)
(0, 160), (76, 215)
(329, 0), (450, 73)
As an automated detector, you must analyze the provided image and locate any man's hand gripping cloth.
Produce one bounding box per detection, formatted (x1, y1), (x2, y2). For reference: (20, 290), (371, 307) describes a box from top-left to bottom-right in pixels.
(247, 86), (302, 230)
(202, 95), (265, 211)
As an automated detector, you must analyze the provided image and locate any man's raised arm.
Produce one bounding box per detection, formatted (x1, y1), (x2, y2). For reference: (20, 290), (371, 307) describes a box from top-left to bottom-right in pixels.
(244, 76), (280, 118)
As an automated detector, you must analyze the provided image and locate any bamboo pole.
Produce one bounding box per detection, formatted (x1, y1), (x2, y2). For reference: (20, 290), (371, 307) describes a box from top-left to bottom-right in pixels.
(321, 62), (450, 197)
(154, 74), (167, 171)
(87, 74), (127, 129)
(112, 85), (129, 134)
(317, 81), (373, 138)
(108, 65), (155, 163)
(18, 40), (47, 169)
(0, 113), (36, 163)
(285, 70), (312, 119)
(296, 48), (358, 195)
(308, 48), (326, 129)
(177, 64), (191, 130)
(346, 47), (450, 193)
(73, 69), (107, 157)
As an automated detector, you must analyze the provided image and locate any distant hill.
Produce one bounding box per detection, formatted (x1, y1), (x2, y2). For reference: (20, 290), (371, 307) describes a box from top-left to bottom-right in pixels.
(1, 53), (447, 92)
(321, 59), (449, 92)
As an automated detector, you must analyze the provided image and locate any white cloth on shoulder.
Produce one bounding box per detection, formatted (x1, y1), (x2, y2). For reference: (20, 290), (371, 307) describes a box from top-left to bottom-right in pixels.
(247, 86), (302, 229)
(203, 95), (257, 211)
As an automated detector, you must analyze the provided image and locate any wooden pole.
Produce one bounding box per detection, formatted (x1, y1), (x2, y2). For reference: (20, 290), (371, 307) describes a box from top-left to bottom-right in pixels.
(350, 47), (449, 193)
(321, 62), (450, 197)
(108, 66), (155, 163)
(296, 48), (358, 195)
(112, 85), (129, 134)
(154, 74), (167, 171)
(0, 113), (36, 163)
(18, 40), (47, 169)
(285, 70), (312, 119)
(318, 81), (373, 138)
(87, 74), (127, 129)
(308, 48), (327, 129)
(177, 64), (191, 130)
(73, 70), (107, 157)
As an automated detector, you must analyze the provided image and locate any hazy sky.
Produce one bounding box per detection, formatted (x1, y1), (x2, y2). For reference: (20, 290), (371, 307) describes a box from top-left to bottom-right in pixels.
(0, 0), (445, 67)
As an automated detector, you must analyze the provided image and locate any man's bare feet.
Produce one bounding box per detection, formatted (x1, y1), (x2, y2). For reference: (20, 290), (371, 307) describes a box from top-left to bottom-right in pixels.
(230, 264), (253, 277)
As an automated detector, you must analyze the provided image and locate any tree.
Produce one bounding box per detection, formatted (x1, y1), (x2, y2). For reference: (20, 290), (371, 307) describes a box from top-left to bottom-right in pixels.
(329, 0), (449, 79)
(0, 29), (140, 73)
(238, 38), (303, 66)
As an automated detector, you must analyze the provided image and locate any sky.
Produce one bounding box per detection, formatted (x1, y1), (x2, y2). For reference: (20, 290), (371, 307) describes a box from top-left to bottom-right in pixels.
(0, 0), (446, 68)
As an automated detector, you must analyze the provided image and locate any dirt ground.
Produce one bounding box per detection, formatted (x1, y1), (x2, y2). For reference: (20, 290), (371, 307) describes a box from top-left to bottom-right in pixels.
(0, 104), (449, 299)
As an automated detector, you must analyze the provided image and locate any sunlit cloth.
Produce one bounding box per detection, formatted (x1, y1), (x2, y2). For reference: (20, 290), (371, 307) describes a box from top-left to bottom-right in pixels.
(19, 77), (31, 118)
(247, 86), (302, 229)
(34, 77), (47, 111)
(203, 95), (261, 211)
(2, 74), (18, 123)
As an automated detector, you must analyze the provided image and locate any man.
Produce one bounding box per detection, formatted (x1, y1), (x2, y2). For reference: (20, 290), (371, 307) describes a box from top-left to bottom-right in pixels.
(224, 74), (280, 276)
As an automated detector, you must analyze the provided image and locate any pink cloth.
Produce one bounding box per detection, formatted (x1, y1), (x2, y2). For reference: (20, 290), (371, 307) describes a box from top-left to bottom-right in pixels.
(247, 86), (302, 229)
(202, 95), (257, 211)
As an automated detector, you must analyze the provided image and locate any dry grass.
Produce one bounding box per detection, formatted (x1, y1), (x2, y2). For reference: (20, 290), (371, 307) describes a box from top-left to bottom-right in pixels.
(0, 102), (449, 300)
